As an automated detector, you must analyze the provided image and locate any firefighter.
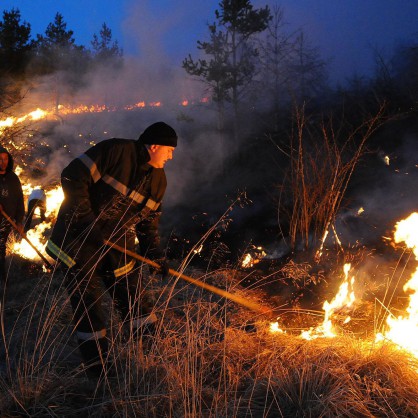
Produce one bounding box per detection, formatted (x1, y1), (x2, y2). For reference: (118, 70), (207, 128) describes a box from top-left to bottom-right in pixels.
(0, 146), (25, 285)
(45, 122), (177, 377)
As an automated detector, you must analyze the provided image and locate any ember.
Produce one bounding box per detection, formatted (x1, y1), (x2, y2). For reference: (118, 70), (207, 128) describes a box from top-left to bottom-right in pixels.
(241, 245), (266, 268)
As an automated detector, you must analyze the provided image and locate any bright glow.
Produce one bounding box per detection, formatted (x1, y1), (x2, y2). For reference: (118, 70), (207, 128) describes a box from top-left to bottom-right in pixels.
(241, 253), (253, 268)
(45, 186), (64, 218)
(193, 244), (203, 254)
(301, 263), (355, 340)
(12, 185), (63, 261)
(0, 97), (204, 135)
(270, 321), (285, 333)
(376, 212), (418, 357)
(13, 222), (51, 260)
(241, 246), (266, 268)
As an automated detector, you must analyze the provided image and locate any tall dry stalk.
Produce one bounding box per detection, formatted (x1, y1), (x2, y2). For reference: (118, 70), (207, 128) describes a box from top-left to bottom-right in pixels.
(286, 102), (386, 257)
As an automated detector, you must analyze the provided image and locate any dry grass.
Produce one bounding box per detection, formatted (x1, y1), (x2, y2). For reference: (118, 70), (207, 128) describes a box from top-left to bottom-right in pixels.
(0, 253), (418, 418)
(281, 103), (387, 256)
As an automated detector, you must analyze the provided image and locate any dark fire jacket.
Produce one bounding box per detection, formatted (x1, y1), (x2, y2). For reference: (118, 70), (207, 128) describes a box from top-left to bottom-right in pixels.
(46, 138), (167, 275)
(0, 149), (24, 224)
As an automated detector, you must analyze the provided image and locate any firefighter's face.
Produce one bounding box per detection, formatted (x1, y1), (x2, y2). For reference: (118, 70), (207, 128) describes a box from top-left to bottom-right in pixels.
(0, 153), (8, 174)
(148, 145), (175, 168)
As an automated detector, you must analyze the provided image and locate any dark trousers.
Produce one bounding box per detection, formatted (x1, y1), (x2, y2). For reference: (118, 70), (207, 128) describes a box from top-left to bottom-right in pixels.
(0, 218), (11, 283)
(63, 244), (150, 376)
(65, 248), (145, 336)
(24, 199), (46, 232)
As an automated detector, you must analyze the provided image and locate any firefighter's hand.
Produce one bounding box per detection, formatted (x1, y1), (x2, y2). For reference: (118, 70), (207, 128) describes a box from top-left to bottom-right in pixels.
(152, 258), (170, 279)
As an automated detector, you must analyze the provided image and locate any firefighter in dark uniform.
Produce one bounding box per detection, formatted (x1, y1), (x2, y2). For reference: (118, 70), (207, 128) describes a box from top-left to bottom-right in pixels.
(0, 146), (25, 284)
(46, 122), (177, 377)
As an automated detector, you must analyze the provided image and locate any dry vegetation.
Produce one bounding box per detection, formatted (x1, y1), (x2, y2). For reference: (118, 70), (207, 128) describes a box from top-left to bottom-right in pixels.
(1, 245), (418, 418)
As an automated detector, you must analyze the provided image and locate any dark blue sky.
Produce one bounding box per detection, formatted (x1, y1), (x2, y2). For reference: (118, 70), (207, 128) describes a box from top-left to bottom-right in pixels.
(2, 0), (418, 84)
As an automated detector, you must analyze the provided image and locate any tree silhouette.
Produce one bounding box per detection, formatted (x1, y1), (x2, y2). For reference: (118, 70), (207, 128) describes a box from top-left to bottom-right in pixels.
(183, 0), (271, 145)
(33, 12), (86, 73)
(0, 8), (34, 106)
(30, 13), (89, 110)
(91, 22), (122, 63)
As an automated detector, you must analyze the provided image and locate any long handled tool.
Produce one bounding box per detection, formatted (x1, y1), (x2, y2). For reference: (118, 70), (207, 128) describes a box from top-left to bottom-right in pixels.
(0, 206), (53, 270)
(104, 239), (273, 317)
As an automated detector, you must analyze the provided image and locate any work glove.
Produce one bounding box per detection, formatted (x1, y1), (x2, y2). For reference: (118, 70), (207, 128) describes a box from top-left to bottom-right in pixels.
(150, 258), (170, 279)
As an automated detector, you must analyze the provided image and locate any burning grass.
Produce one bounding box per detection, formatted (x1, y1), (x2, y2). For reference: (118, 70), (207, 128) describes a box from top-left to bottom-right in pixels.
(1, 254), (418, 417)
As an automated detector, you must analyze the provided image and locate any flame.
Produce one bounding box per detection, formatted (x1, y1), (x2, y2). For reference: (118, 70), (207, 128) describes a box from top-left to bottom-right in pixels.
(125, 102), (145, 110)
(12, 221), (51, 260)
(0, 96), (208, 135)
(45, 187), (64, 218)
(279, 211), (418, 359)
(241, 246), (266, 268)
(301, 263), (356, 340)
(193, 244), (203, 255)
(242, 253), (254, 268)
(26, 108), (48, 121)
(270, 320), (285, 334)
(0, 108), (49, 135)
(376, 212), (418, 356)
(11, 184), (63, 261)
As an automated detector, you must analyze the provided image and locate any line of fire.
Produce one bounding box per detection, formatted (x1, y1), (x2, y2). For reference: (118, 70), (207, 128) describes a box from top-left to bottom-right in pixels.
(2, 100), (418, 363)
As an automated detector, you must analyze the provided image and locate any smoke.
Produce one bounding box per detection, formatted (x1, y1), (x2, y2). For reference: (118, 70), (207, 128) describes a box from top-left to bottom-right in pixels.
(335, 127), (418, 249)
(164, 128), (228, 202)
(14, 13), (210, 188)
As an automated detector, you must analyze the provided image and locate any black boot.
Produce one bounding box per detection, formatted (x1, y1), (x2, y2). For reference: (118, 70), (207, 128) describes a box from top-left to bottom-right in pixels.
(78, 337), (109, 379)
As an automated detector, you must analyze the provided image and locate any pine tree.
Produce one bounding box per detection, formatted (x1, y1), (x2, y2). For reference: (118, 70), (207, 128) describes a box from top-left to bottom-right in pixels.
(91, 22), (122, 64)
(0, 8), (32, 77)
(183, 0), (271, 144)
(31, 13), (89, 110)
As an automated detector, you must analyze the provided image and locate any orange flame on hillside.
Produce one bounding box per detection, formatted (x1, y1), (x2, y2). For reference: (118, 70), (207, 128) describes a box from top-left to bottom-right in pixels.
(269, 211), (418, 360)
(301, 263), (356, 340)
(0, 97), (209, 135)
(0, 103), (146, 131)
(0, 108), (48, 133)
(376, 212), (418, 357)
(12, 184), (64, 261)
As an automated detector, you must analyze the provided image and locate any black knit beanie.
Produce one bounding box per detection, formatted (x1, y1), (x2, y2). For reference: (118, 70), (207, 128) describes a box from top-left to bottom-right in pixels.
(138, 122), (178, 147)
